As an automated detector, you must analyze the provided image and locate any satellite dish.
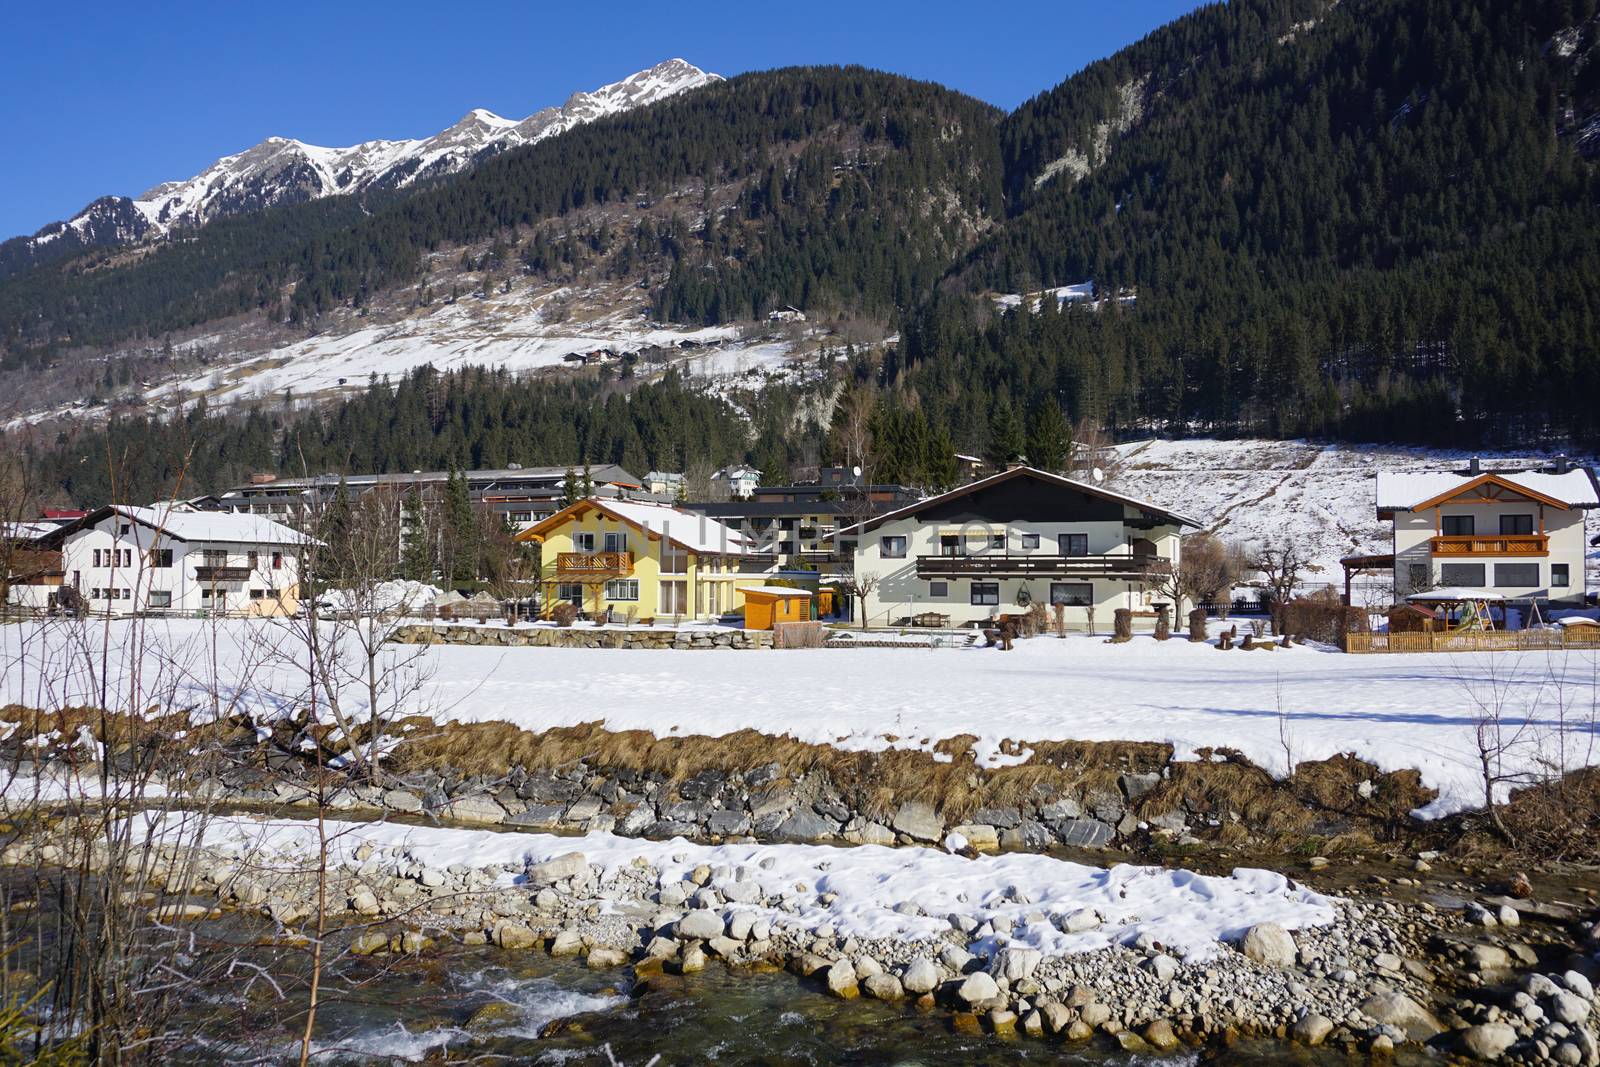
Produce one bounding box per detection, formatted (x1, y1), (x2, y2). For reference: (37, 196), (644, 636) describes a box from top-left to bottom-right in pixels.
(1091, 467), (1105, 483)
(852, 465), (862, 478)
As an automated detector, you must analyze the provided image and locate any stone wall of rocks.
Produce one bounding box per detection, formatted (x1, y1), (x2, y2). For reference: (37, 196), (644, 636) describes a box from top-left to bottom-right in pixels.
(390, 624), (775, 650)
(214, 757), (1194, 854)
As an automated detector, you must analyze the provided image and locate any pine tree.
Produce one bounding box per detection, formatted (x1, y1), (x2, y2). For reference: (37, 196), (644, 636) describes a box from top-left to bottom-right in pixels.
(1028, 400), (1071, 473)
(987, 396), (1024, 467)
(562, 467), (579, 506)
(400, 485), (433, 581)
(443, 467), (479, 585)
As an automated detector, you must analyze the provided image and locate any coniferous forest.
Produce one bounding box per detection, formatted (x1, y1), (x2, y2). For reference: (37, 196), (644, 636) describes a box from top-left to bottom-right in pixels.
(3, 0), (1599, 502)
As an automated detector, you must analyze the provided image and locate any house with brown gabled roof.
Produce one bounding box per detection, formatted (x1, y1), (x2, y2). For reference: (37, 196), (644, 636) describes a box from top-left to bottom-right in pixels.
(839, 465), (1201, 630)
(1374, 459), (1599, 608)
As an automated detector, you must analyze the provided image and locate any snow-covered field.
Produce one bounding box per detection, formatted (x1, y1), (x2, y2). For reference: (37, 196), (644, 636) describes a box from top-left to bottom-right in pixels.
(1107, 438), (1600, 592)
(142, 812), (1335, 962)
(6, 618), (1597, 817)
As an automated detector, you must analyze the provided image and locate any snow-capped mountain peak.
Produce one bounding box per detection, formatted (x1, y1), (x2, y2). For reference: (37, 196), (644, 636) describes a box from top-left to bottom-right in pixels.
(10, 59), (721, 265)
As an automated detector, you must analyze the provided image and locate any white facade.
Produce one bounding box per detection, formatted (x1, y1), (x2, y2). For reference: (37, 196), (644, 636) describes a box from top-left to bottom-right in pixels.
(55, 506), (308, 616)
(847, 467), (1196, 629)
(712, 466), (762, 499)
(1376, 468), (1597, 607)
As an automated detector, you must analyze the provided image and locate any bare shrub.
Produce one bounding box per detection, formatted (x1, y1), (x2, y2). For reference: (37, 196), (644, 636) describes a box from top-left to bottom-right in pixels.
(1281, 589), (1367, 646)
(1188, 608), (1208, 642)
(551, 601), (578, 627)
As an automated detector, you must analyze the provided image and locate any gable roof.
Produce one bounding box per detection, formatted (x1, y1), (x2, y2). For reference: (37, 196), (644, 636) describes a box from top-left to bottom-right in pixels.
(1375, 469), (1599, 513)
(838, 466), (1202, 536)
(39, 505), (314, 547)
(517, 498), (753, 555)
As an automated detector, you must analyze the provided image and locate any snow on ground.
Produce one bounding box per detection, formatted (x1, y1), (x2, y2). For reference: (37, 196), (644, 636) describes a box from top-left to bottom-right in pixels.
(6, 618), (1598, 817)
(1108, 438), (1600, 596)
(149, 812), (1335, 962)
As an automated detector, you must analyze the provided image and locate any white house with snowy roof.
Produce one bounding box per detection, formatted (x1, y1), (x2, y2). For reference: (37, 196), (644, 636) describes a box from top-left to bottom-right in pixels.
(35, 504), (312, 616)
(1373, 459), (1598, 608)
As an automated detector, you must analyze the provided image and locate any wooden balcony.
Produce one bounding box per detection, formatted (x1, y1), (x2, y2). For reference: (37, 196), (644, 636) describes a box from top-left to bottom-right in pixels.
(1429, 534), (1548, 557)
(915, 554), (1166, 580)
(554, 551), (633, 579)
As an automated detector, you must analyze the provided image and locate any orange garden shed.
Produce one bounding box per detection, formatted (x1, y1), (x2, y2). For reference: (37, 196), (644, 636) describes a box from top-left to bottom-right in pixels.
(741, 586), (812, 630)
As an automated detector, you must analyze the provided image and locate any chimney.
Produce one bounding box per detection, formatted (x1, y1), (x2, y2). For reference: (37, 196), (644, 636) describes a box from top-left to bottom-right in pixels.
(1555, 454), (1571, 474)
(1469, 456), (1481, 476)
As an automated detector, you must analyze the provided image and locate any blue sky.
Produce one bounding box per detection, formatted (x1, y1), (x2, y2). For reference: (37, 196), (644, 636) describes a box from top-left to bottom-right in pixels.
(0, 1), (1205, 240)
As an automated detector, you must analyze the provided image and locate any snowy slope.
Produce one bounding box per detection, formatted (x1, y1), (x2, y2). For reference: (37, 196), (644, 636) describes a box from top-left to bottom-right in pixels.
(12, 60), (719, 252)
(1107, 438), (1600, 593)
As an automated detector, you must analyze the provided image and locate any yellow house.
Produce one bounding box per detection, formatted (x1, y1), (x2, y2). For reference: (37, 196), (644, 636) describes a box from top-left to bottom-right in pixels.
(517, 498), (771, 622)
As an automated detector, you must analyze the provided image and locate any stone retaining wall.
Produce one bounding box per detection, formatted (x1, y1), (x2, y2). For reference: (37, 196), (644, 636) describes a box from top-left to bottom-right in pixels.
(391, 623), (774, 650)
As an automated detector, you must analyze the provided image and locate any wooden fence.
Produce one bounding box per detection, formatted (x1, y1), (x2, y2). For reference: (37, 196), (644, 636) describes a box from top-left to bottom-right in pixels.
(1344, 628), (1600, 654)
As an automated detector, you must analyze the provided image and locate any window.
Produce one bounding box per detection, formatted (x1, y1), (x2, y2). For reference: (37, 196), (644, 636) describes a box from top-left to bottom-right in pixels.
(247, 551), (259, 570)
(1494, 563), (1539, 588)
(1440, 563), (1486, 587)
(92, 549), (100, 568)
(202, 549), (227, 568)
(200, 589), (212, 600)
(149, 591), (172, 609)
(121, 549), (131, 567)
(660, 546), (689, 574)
(970, 582), (1000, 606)
(1058, 533), (1089, 556)
(148, 548), (173, 568)
(90, 588), (101, 600)
(1408, 563), (1430, 591)
(604, 579), (639, 601)
(658, 580), (688, 615)
(249, 589), (265, 600)
(272, 552), (283, 570)
(1050, 582), (1093, 607)
(118, 523), (130, 535)
(574, 532), (596, 552)
(1441, 514), (1475, 536)
(1499, 514), (1534, 536)
(880, 536), (908, 558)
(603, 532), (627, 553)
(938, 534), (963, 557)
(990, 535), (1006, 551)
(1020, 533), (1040, 550)
(556, 583), (584, 604)
(928, 581), (949, 598)
(1552, 564), (1570, 588)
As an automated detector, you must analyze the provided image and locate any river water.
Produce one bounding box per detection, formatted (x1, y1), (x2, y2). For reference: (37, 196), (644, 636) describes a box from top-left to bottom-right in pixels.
(148, 937), (1414, 1066)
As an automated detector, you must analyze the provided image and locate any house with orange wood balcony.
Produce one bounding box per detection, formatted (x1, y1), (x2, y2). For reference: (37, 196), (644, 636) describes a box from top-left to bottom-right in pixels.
(1374, 459), (1599, 608)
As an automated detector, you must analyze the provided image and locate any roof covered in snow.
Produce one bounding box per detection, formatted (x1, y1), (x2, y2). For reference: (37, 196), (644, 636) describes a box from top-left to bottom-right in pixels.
(739, 585), (812, 597)
(44, 505), (314, 546)
(525, 498), (752, 555)
(1376, 468), (1599, 511)
(1405, 587), (1505, 602)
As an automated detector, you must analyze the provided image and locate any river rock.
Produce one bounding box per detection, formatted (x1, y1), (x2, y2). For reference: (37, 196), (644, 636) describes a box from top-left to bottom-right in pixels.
(1038, 1000), (1075, 1034)
(348, 888), (380, 916)
(586, 946), (628, 969)
(991, 947), (1042, 983)
(842, 819), (895, 846)
(1361, 991), (1444, 1041)
(1078, 1002), (1112, 1027)
(1293, 1013), (1333, 1046)
(950, 824), (1000, 852)
(1053, 817), (1114, 847)
(1143, 1019), (1180, 1051)
(1459, 1022), (1518, 1060)
(680, 944), (707, 973)
(863, 974), (905, 1001)
(707, 936), (743, 958)
(989, 1009), (1018, 1037)
(444, 794), (506, 825)
(493, 921), (539, 950)
(677, 909), (726, 941)
(1061, 908), (1100, 933)
(1548, 992), (1590, 1025)
(1240, 922), (1297, 967)
(722, 880), (763, 904)
(349, 930), (390, 956)
(775, 810), (838, 842)
(1470, 944), (1512, 972)
(1147, 953), (1178, 984)
(902, 957), (941, 994)
(892, 802), (944, 843)
(726, 912), (757, 941)
(957, 971), (1000, 1006)
(383, 789), (423, 812)
(527, 852), (588, 885)
(549, 929), (585, 956)
(826, 959), (859, 999)
(1562, 971), (1594, 1000)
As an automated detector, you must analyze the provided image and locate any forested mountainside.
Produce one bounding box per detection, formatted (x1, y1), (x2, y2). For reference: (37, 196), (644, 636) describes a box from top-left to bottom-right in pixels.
(908, 0), (1600, 445)
(0, 67), (1001, 363)
(4, 0), (1600, 505)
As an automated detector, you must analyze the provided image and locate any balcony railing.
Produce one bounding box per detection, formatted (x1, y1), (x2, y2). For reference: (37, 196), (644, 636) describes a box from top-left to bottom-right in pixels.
(194, 565), (251, 581)
(915, 554), (1167, 580)
(554, 551), (633, 579)
(1429, 534), (1549, 557)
